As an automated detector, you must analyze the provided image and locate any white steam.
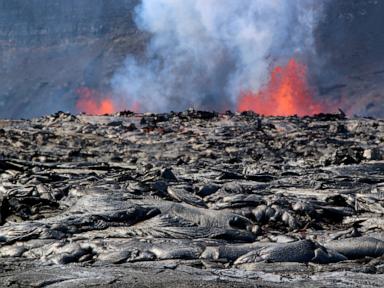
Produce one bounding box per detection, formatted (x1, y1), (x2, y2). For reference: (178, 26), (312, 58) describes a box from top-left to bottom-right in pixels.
(112, 0), (321, 112)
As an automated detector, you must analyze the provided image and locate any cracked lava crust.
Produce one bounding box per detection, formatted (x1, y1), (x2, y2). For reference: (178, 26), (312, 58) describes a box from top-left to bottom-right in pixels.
(0, 110), (384, 287)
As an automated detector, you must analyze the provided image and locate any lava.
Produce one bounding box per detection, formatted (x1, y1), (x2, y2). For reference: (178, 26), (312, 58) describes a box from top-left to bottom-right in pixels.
(237, 58), (324, 116)
(76, 87), (141, 115)
(76, 87), (116, 115)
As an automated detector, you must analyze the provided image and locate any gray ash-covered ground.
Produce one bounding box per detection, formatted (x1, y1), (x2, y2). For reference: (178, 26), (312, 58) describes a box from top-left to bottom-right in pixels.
(0, 110), (384, 287)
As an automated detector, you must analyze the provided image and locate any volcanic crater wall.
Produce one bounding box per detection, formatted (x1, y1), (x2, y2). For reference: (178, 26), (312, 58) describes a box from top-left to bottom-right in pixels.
(314, 0), (384, 117)
(0, 0), (383, 118)
(0, 0), (144, 119)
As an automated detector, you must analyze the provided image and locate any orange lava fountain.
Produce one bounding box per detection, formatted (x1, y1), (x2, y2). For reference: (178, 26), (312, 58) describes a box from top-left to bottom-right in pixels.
(237, 58), (324, 116)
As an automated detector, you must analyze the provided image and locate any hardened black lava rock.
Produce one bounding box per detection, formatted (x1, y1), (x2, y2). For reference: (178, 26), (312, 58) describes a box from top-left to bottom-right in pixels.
(0, 110), (384, 287)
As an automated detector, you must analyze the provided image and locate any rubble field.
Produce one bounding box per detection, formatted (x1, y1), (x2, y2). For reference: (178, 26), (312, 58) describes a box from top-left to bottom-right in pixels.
(0, 110), (384, 287)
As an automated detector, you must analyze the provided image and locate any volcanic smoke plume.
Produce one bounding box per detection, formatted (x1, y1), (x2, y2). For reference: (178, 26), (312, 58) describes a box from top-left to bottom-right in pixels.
(111, 0), (324, 115)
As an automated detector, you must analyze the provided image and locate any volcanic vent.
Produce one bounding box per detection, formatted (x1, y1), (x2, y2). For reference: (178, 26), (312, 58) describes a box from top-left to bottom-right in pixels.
(1, 1), (384, 118)
(238, 58), (324, 116)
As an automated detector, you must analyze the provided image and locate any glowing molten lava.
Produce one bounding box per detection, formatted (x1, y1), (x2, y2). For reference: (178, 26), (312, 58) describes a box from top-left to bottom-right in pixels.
(238, 58), (323, 116)
(76, 87), (116, 115)
(76, 87), (141, 115)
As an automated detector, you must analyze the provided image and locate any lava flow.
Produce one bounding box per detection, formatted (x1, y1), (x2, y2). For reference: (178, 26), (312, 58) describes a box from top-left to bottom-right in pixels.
(237, 58), (324, 116)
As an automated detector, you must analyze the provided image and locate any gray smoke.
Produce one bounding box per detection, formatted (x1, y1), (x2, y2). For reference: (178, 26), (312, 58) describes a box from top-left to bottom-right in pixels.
(112, 0), (323, 112)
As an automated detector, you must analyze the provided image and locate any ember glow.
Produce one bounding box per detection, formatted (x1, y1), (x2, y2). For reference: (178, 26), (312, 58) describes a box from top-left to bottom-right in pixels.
(237, 58), (324, 116)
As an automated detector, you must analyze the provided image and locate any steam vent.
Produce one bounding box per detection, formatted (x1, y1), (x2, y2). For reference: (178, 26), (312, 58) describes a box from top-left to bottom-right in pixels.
(1, 1), (384, 287)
